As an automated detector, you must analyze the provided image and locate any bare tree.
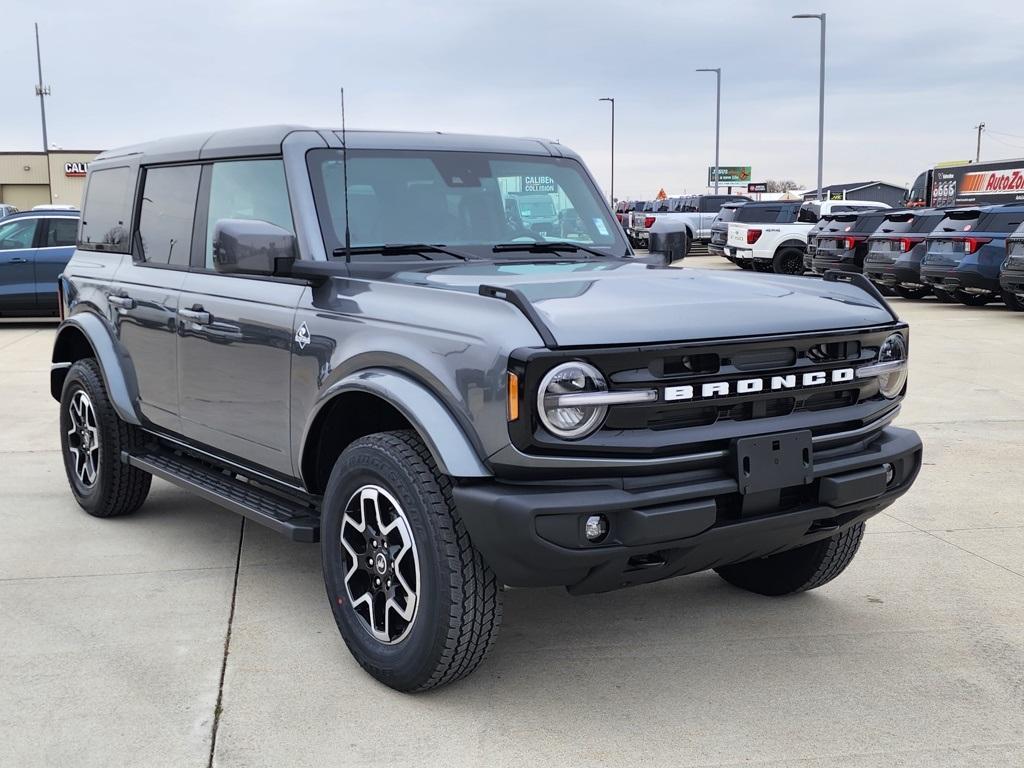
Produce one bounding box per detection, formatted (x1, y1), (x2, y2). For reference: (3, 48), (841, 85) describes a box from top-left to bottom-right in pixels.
(764, 179), (802, 193)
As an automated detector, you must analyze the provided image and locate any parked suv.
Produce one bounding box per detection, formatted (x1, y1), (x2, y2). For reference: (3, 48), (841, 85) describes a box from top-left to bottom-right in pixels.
(0, 209), (79, 316)
(920, 204), (1024, 306)
(811, 210), (891, 275)
(51, 126), (922, 692)
(708, 200), (747, 262)
(724, 200), (805, 272)
(803, 214), (837, 272)
(999, 223), (1024, 311)
(863, 209), (947, 301)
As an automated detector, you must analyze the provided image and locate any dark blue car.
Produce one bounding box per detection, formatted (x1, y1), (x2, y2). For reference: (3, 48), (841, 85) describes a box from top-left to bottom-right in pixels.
(0, 209), (79, 316)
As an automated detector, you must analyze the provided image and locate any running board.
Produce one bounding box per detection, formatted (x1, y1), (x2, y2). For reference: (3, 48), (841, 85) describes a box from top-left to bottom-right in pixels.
(123, 448), (320, 542)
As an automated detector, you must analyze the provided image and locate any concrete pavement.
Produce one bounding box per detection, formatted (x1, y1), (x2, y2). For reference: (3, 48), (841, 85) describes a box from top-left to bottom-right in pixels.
(1, 259), (1022, 767)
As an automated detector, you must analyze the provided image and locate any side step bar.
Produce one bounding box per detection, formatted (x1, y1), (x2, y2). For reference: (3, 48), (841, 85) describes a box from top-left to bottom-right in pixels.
(124, 448), (320, 542)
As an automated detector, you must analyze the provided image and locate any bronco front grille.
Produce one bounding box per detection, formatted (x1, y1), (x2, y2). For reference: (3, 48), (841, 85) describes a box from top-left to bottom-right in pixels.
(510, 326), (904, 459)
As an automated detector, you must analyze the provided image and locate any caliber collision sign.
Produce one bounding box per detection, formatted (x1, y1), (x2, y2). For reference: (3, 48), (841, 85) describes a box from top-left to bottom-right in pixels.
(521, 175), (556, 193)
(64, 162), (89, 177)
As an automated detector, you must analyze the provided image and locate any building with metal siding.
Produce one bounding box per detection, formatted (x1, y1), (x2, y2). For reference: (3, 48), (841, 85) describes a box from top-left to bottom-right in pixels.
(0, 150), (101, 210)
(801, 180), (908, 208)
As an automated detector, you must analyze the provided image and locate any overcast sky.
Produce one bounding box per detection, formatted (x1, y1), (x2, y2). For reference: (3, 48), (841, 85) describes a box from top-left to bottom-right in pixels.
(4, 0), (1024, 199)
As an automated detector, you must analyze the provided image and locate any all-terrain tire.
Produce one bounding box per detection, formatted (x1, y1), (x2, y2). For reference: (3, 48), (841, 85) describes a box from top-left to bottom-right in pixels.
(59, 358), (152, 517)
(321, 430), (502, 691)
(714, 523), (865, 596)
(772, 247), (806, 275)
(895, 285), (931, 300)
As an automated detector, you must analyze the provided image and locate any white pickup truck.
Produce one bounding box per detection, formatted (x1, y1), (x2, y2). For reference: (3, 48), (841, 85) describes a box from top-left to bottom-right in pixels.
(727, 199), (890, 274)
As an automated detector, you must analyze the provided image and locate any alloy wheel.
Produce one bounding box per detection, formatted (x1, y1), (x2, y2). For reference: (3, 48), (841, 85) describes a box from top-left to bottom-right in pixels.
(339, 485), (420, 644)
(67, 390), (100, 487)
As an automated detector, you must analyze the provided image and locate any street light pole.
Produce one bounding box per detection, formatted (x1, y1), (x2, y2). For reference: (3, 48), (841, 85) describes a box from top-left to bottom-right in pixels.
(696, 69), (721, 193)
(974, 122), (985, 162)
(34, 22), (50, 153)
(794, 13), (826, 201)
(598, 97), (615, 207)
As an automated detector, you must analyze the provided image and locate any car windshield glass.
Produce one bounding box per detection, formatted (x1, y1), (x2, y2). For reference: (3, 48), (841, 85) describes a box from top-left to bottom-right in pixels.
(308, 149), (623, 256)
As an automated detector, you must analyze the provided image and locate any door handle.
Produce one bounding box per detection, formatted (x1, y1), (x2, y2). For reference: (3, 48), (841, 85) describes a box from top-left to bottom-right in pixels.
(7, 257), (29, 264)
(179, 307), (211, 325)
(107, 295), (136, 310)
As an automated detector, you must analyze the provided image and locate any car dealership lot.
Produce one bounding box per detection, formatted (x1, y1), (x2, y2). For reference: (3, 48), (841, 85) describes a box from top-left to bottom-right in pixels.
(2, 257), (1023, 767)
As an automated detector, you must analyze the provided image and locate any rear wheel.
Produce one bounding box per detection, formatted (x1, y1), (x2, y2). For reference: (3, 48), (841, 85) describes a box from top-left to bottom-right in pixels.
(59, 359), (151, 517)
(956, 291), (992, 307)
(321, 430), (502, 691)
(894, 285), (931, 300)
(772, 247), (806, 275)
(715, 523), (865, 596)
(1002, 291), (1024, 311)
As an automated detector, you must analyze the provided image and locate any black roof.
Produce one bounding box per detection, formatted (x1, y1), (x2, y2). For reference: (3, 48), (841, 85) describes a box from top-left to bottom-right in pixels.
(94, 125), (575, 167)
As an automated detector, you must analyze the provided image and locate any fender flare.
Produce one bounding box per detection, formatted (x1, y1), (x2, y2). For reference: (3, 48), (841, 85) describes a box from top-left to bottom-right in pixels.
(774, 239), (807, 257)
(300, 368), (492, 481)
(50, 312), (141, 425)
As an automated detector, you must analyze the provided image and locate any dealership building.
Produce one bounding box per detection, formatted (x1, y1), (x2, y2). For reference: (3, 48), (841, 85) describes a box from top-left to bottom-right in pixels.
(0, 150), (101, 210)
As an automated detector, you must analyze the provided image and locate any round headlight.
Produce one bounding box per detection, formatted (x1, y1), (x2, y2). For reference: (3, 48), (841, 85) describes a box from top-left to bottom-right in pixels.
(876, 333), (908, 398)
(537, 362), (608, 439)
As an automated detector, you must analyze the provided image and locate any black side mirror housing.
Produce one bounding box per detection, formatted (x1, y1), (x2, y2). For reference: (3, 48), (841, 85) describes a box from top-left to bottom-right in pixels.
(212, 219), (297, 277)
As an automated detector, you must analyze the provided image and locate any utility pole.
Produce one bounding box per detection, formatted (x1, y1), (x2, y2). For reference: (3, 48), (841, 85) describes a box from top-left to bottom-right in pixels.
(793, 13), (826, 200)
(598, 98), (615, 207)
(34, 23), (51, 152)
(974, 122), (985, 162)
(696, 69), (721, 193)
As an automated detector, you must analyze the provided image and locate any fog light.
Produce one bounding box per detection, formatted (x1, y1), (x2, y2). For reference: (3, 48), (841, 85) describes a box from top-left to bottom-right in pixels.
(584, 514), (609, 543)
(884, 463), (895, 484)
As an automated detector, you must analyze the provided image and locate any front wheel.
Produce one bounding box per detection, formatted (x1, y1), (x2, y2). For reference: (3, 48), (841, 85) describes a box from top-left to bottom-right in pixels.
(715, 523), (865, 596)
(321, 430), (502, 691)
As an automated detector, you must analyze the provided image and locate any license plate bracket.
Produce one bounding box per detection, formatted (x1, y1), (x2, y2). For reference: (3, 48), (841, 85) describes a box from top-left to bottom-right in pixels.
(734, 430), (813, 494)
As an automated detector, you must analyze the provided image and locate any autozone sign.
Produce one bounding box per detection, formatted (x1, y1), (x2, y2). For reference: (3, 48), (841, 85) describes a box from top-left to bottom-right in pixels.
(64, 162), (89, 177)
(960, 168), (1024, 194)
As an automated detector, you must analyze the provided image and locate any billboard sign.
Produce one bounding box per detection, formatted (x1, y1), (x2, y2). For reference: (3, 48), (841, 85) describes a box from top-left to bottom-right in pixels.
(709, 166), (752, 185)
(930, 160), (1024, 207)
(747, 182), (768, 193)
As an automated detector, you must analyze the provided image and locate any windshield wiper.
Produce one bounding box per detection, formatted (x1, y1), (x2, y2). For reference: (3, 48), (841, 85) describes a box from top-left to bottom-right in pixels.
(332, 243), (480, 261)
(491, 241), (617, 259)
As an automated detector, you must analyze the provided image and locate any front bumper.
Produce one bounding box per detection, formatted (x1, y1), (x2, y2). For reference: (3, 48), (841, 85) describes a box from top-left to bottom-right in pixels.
(454, 426), (922, 594)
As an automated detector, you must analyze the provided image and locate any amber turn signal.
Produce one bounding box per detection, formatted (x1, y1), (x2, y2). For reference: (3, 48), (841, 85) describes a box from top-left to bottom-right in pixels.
(507, 372), (520, 421)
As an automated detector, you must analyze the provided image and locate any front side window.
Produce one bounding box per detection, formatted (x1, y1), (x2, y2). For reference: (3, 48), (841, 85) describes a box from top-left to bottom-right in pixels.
(307, 149), (624, 255)
(137, 165), (201, 266)
(80, 166), (133, 251)
(205, 160), (294, 268)
(0, 218), (39, 251)
(45, 218), (79, 247)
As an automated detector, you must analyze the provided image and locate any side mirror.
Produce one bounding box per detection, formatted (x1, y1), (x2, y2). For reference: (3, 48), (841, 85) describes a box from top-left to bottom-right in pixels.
(212, 219), (296, 277)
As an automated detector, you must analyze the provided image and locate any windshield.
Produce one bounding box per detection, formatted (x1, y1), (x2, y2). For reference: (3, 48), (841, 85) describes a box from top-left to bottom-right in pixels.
(307, 149), (625, 256)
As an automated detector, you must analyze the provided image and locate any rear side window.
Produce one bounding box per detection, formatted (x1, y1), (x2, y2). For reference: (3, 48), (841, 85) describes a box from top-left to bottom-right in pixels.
(80, 166), (133, 252)
(909, 213), (945, 234)
(44, 217), (79, 247)
(976, 211), (1024, 233)
(136, 165), (202, 266)
(716, 206), (741, 223)
(204, 159), (294, 268)
(853, 213), (888, 233)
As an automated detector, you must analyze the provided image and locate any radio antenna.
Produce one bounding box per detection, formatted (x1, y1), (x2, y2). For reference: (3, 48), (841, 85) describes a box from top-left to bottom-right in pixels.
(340, 87), (352, 263)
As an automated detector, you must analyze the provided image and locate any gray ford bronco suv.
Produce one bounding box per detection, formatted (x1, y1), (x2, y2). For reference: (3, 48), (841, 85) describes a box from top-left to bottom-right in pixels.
(51, 126), (922, 691)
